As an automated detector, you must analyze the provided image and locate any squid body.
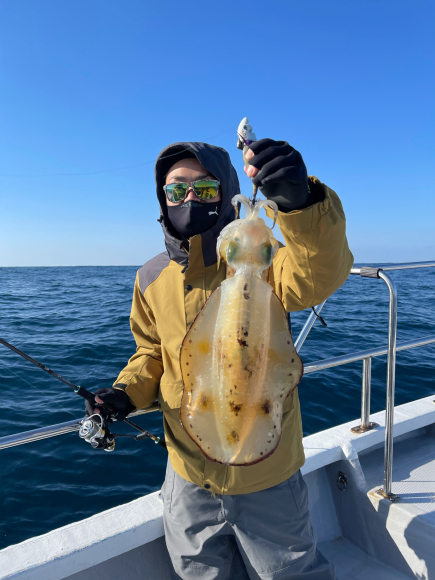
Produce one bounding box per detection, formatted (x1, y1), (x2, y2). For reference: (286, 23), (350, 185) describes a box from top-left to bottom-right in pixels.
(180, 195), (303, 466)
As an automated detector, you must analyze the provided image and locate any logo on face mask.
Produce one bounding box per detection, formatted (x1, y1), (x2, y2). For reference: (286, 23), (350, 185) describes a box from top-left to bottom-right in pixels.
(209, 208), (219, 216)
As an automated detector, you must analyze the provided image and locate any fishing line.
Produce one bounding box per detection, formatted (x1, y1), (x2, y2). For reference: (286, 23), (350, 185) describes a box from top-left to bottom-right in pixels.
(0, 131), (230, 178)
(0, 359), (81, 420)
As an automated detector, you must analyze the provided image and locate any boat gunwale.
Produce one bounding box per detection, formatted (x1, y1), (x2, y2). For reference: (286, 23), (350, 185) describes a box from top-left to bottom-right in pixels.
(1, 393), (434, 580)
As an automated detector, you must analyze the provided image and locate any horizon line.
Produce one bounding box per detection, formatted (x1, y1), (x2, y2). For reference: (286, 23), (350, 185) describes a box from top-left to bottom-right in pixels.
(2, 261), (434, 269)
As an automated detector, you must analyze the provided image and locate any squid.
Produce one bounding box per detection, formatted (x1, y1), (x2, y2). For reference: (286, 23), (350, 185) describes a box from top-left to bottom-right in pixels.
(180, 194), (303, 466)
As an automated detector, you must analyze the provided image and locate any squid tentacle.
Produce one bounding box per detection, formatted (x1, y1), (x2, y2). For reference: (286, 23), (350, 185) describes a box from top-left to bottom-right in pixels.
(250, 199), (278, 227)
(231, 194), (252, 219)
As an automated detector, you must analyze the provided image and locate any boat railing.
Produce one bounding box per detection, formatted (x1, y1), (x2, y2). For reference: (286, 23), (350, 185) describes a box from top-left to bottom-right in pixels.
(346, 261), (435, 500)
(1, 262), (434, 501)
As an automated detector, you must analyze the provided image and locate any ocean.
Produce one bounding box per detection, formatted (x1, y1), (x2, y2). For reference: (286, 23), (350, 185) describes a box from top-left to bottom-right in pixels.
(0, 265), (434, 549)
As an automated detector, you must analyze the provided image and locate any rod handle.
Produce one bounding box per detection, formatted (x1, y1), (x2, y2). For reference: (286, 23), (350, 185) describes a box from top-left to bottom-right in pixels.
(74, 385), (97, 404)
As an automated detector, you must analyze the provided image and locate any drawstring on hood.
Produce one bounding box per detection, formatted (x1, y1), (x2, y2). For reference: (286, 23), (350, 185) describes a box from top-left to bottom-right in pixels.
(155, 142), (240, 268)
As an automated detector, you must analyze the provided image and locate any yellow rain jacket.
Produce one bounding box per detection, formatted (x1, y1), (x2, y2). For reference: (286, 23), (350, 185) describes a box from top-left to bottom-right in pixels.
(114, 142), (353, 495)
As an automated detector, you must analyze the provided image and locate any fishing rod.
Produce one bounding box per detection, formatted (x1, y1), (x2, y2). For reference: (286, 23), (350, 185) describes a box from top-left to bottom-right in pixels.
(0, 337), (166, 452)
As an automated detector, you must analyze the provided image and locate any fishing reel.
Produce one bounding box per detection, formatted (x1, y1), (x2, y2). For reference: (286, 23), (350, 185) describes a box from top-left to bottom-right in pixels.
(79, 414), (115, 452)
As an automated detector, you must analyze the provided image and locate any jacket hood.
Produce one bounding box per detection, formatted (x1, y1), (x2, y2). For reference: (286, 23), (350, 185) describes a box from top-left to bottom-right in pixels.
(155, 142), (240, 267)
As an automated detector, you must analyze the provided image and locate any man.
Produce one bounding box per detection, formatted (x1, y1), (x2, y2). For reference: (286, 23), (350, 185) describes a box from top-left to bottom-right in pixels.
(86, 137), (353, 579)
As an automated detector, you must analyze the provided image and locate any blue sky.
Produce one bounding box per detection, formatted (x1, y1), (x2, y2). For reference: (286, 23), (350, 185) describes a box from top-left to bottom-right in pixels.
(1, 0), (434, 266)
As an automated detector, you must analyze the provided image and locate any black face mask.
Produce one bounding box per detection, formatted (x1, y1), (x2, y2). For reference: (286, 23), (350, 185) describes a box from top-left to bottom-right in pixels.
(167, 200), (221, 239)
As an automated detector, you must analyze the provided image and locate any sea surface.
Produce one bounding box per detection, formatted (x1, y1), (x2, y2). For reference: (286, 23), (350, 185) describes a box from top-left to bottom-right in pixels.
(0, 265), (434, 549)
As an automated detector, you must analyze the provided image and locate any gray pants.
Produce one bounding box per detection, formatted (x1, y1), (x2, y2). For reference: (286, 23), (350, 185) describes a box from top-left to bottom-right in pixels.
(161, 461), (335, 580)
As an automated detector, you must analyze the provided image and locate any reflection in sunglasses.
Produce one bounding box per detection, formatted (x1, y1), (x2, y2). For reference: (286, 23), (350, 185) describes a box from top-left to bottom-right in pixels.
(164, 180), (220, 203)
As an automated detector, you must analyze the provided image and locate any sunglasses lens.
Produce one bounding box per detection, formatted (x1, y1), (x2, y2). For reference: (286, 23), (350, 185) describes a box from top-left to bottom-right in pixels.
(166, 182), (188, 202)
(193, 180), (219, 200)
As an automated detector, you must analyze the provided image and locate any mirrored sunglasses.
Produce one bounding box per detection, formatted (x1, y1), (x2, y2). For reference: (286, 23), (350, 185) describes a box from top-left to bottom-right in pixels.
(164, 180), (220, 203)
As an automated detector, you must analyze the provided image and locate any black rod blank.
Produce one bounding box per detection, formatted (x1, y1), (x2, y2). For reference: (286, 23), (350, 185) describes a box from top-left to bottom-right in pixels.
(0, 337), (97, 404)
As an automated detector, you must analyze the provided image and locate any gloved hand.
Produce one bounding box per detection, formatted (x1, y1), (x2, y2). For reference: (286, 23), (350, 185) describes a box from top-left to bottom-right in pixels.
(84, 386), (135, 422)
(244, 138), (323, 212)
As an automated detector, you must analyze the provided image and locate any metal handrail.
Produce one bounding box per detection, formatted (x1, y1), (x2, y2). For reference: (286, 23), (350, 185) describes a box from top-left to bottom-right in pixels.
(1, 335), (434, 452)
(0, 403), (160, 451)
(294, 301), (326, 353)
(347, 262), (434, 500)
(1, 261), (434, 499)
(351, 261), (435, 274)
(303, 335), (435, 374)
(379, 271), (397, 499)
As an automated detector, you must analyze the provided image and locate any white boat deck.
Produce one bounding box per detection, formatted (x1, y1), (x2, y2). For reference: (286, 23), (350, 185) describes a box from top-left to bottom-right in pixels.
(361, 427), (435, 578)
(319, 538), (412, 580)
(1, 394), (435, 580)
(317, 424), (435, 579)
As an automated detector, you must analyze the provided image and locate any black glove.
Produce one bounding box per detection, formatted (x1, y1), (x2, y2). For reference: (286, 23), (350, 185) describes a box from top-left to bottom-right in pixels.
(248, 138), (324, 212)
(84, 386), (135, 422)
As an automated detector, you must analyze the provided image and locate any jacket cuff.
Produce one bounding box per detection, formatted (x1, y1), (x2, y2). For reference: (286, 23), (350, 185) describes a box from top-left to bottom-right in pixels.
(265, 177), (332, 234)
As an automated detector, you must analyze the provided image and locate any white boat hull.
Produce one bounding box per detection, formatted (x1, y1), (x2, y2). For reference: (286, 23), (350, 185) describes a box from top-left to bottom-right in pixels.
(2, 394), (435, 580)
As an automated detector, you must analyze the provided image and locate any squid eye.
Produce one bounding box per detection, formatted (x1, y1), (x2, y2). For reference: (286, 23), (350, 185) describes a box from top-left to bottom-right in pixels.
(227, 241), (239, 263)
(261, 242), (272, 264)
